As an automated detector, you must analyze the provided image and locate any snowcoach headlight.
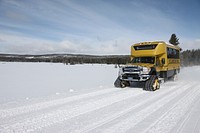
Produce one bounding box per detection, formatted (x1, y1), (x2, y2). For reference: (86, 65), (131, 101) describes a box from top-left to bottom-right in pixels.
(141, 67), (150, 74)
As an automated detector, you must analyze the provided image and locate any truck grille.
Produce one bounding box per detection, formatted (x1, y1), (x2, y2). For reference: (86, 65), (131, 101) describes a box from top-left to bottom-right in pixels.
(123, 67), (140, 72)
(122, 74), (140, 80)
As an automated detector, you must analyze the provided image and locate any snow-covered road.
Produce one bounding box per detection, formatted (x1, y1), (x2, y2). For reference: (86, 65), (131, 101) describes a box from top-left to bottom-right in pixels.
(0, 62), (200, 133)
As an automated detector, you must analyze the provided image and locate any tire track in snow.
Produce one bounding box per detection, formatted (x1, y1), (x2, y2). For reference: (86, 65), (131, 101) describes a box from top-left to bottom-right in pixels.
(193, 115), (200, 133)
(143, 82), (200, 133)
(0, 88), (119, 118)
(0, 88), (145, 133)
(73, 82), (186, 133)
(1, 88), (142, 125)
(172, 98), (200, 133)
(100, 82), (197, 133)
(172, 97), (200, 133)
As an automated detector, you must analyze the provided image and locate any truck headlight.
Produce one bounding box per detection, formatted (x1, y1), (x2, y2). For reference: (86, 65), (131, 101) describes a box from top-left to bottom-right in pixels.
(141, 67), (150, 74)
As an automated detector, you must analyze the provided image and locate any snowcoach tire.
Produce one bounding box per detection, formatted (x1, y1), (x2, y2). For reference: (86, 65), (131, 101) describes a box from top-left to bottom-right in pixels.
(114, 76), (122, 88)
(114, 77), (130, 88)
(121, 81), (130, 88)
(143, 75), (159, 91)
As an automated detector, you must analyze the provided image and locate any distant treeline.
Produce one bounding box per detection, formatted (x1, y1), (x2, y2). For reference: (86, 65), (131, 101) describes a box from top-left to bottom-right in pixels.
(0, 54), (130, 65)
(1, 49), (200, 66)
(181, 49), (200, 66)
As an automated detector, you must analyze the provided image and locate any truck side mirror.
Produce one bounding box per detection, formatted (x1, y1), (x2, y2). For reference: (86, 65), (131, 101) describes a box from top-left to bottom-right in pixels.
(161, 58), (165, 65)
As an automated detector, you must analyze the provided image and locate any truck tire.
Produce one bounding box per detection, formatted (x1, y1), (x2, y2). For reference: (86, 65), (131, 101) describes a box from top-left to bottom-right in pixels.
(120, 80), (130, 88)
(114, 77), (130, 88)
(114, 76), (122, 88)
(169, 74), (177, 81)
(143, 75), (160, 91)
(168, 70), (178, 81)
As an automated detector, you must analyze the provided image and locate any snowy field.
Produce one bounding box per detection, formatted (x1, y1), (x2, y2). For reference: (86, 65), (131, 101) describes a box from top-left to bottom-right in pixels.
(0, 62), (200, 133)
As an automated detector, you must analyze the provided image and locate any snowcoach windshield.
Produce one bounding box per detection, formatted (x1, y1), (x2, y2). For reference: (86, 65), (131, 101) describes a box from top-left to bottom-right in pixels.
(131, 57), (155, 64)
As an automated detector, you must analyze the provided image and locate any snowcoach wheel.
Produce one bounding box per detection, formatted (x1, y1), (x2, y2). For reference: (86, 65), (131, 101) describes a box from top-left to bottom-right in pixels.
(172, 74), (178, 81)
(168, 74), (177, 81)
(144, 75), (159, 91)
(114, 77), (130, 88)
(120, 81), (129, 88)
(114, 76), (122, 88)
(152, 78), (160, 91)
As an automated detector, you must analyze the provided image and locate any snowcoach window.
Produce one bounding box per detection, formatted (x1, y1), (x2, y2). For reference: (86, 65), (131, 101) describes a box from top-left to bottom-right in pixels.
(167, 47), (180, 59)
(131, 57), (155, 64)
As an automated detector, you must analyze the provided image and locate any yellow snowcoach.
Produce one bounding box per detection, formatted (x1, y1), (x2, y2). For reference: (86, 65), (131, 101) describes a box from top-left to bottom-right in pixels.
(115, 41), (181, 91)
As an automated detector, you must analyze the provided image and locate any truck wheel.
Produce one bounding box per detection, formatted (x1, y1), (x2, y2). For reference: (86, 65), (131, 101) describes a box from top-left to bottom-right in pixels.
(153, 78), (160, 90)
(120, 81), (130, 88)
(168, 74), (177, 81)
(114, 76), (122, 88)
(144, 75), (160, 91)
(120, 81), (126, 88)
(114, 76), (130, 88)
(172, 74), (178, 81)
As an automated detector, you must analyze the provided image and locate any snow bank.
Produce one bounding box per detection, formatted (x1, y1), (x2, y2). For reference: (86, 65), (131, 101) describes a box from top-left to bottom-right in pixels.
(0, 62), (118, 103)
(0, 62), (200, 133)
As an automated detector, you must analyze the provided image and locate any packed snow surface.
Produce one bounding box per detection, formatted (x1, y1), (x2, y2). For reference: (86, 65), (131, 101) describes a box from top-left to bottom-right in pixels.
(0, 62), (200, 133)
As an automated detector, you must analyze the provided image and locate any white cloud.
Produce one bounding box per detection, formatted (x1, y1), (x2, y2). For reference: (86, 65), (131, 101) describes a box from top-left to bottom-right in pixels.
(0, 33), (133, 55)
(0, 34), (55, 54)
(0, 37), (5, 42)
(1, 0), (199, 54)
(1, 32), (199, 55)
(182, 39), (200, 50)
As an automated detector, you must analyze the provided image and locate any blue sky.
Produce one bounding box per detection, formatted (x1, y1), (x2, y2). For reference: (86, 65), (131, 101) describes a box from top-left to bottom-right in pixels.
(0, 0), (200, 54)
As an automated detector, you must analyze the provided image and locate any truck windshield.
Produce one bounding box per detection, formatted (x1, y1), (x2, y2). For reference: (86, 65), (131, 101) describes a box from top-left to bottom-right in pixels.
(131, 57), (155, 64)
